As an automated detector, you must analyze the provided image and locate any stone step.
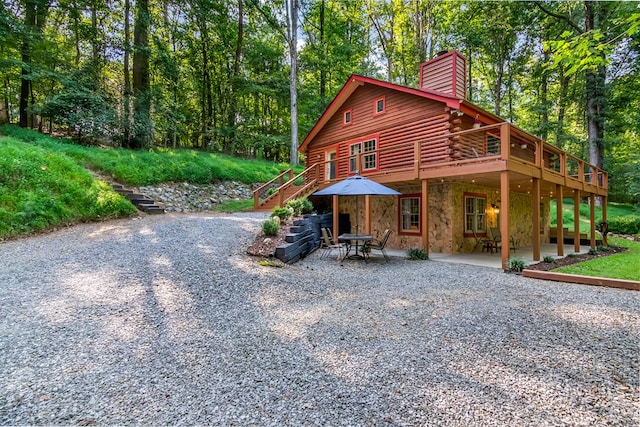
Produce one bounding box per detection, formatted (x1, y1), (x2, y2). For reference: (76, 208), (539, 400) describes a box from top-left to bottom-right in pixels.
(107, 183), (165, 215)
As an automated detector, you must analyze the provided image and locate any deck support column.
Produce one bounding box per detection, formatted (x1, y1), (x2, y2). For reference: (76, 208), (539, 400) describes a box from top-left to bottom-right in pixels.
(573, 190), (581, 253)
(602, 196), (607, 222)
(364, 195), (371, 234)
(556, 184), (564, 257)
(332, 195), (339, 236)
(590, 193), (596, 249)
(421, 179), (429, 255)
(532, 178), (540, 261)
(500, 171), (510, 271)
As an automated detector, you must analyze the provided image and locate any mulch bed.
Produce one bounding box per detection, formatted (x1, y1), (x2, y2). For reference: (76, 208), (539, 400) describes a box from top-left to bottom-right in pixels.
(525, 246), (628, 272)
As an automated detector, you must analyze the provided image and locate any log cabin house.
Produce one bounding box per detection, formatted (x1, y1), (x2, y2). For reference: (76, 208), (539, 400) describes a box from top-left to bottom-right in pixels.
(253, 51), (608, 270)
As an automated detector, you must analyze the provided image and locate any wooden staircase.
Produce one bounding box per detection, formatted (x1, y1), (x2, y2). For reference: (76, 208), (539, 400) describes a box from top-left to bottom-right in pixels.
(253, 166), (320, 212)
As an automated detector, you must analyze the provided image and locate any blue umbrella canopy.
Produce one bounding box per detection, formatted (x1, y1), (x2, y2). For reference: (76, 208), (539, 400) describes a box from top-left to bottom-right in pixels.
(313, 173), (401, 196)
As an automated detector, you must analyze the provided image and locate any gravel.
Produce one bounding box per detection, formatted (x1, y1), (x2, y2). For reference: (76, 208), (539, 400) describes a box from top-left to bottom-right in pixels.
(0, 212), (638, 426)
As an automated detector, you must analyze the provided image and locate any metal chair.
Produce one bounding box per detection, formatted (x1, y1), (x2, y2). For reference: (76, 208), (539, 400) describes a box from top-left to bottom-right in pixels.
(489, 227), (517, 252)
(320, 227), (345, 259)
(472, 229), (494, 252)
(364, 229), (392, 262)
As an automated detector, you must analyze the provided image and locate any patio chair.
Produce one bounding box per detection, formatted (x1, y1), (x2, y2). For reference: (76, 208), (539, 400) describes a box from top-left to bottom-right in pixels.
(489, 227), (517, 252)
(320, 227), (345, 260)
(472, 229), (494, 252)
(364, 229), (392, 262)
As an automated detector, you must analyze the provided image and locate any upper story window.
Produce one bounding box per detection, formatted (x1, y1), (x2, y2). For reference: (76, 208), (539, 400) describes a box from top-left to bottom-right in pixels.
(343, 108), (353, 126)
(349, 137), (378, 173)
(373, 96), (386, 116)
(464, 193), (487, 236)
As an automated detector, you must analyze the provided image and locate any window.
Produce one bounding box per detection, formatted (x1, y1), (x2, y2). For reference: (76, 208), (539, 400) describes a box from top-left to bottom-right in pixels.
(464, 194), (486, 235)
(373, 96), (386, 116)
(349, 143), (361, 173)
(343, 108), (352, 126)
(325, 149), (337, 181)
(349, 137), (378, 173)
(399, 195), (421, 234)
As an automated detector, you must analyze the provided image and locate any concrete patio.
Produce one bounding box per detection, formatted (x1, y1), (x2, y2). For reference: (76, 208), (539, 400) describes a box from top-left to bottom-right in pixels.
(385, 244), (594, 270)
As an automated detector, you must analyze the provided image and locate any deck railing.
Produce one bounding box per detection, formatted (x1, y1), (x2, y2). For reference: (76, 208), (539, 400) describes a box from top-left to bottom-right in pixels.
(312, 122), (608, 193)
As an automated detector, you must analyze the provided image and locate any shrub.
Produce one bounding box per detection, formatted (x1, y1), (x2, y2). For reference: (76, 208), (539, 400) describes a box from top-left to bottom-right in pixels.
(588, 247), (598, 255)
(407, 248), (428, 260)
(271, 206), (292, 220)
(597, 245), (611, 252)
(543, 255), (555, 263)
(285, 198), (313, 216)
(507, 257), (525, 272)
(607, 216), (640, 235)
(262, 218), (280, 236)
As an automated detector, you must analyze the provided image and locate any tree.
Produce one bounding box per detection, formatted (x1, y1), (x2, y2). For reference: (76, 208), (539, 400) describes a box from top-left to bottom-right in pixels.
(19, 0), (49, 128)
(132, 0), (151, 148)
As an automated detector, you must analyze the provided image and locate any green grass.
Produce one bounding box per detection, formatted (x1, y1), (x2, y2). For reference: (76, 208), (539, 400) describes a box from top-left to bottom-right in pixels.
(0, 126), (301, 239)
(1, 125), (299, 186)
(0, 136), (137, 239)
(550, 198), (640, 234)
(552, 237), (640, 281)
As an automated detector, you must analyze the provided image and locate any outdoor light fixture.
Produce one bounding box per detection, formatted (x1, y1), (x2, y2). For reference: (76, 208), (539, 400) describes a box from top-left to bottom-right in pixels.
(491, 203), (500, 215)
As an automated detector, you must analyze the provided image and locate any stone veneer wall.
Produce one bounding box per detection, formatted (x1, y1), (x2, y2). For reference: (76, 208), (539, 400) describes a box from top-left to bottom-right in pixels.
(332, 182), (551, 254)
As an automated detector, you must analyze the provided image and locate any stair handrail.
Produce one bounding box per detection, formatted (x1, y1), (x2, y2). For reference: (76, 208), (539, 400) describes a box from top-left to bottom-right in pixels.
(253, 169), (293, 209)
(254, 164), (319, 209)
(274, 164), (318, 207)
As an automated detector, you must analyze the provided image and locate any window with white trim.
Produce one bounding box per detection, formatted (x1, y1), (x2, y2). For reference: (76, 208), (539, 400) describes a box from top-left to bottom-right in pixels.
(464, 194), (486, 235)
(349, 138), (378, 173)
(373, 96), (385, 115)
(399, 195), (420, 234)
(343, 109), (352, 125)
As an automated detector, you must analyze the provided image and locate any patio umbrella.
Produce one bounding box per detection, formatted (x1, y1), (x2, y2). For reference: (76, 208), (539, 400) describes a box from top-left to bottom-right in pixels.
(313, 173), (400, 234)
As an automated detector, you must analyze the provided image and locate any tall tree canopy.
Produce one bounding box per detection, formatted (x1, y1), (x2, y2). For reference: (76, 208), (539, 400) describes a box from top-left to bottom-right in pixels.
(0, 0), (638, 201)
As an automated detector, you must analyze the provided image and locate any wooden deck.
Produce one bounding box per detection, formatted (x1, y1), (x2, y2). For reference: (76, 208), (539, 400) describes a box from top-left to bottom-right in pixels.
(309, 122), (607, 198)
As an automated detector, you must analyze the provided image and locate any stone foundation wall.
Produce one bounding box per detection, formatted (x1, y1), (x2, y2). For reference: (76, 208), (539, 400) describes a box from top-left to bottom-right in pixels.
(332, 182), (550, 255)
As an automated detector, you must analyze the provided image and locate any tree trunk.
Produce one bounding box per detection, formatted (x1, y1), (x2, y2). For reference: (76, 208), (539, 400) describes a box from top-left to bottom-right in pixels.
(132, 0), (151, 148)
(19, 3), (35, 128)
(584, 1), (606, 170)
(123, 0), (132, 147)
(287, 0), (299, 166)
(556, 67), (569, 148)
(319, 0), (326, 100)
(19, 0), (48, 129)
(228, 0), (243, 151)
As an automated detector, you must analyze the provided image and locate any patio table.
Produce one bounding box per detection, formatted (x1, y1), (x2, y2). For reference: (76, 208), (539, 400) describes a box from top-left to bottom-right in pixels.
(338, 233), (373, 260)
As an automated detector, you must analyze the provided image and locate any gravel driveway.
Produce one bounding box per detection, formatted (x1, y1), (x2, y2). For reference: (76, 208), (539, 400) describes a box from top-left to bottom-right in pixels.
(1, 213), (638, 426)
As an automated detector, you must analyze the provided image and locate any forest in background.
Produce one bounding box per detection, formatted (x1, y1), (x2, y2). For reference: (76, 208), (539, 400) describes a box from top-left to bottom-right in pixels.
(1, 1), (639, 203)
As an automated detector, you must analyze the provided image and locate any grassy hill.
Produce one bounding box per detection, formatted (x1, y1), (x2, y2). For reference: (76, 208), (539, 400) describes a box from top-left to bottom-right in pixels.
(0, 125), (297, 240)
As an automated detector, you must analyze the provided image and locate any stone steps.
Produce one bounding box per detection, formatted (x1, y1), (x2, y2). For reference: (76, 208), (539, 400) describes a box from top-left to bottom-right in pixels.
(110, 183), (165, 214)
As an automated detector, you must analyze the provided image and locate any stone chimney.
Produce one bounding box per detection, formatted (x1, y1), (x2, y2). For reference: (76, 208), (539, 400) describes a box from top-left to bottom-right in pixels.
(418, 50), (467, 99)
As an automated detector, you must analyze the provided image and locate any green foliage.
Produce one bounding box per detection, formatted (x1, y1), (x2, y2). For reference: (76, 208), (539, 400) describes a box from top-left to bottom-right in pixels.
(271, 206), (293, 220)
(543, 255), (555, 263)
(261, 218), (280, 236)
(0, 125), (290, 186)
(550, 199), (640, 235)
(553, 237), (640, 281)
(407, 248), (428, 260)
(286, 197), (313, 216)
(507, 257), (525, 272)
(0, 136), (136, 239)
(607, 216), (640, 235)
(588, 248), (598, 255)
(214, 199), (253, 213)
